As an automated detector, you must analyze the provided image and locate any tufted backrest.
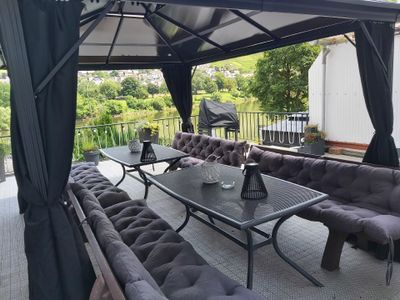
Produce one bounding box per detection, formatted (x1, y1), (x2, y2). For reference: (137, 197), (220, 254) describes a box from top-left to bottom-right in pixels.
(172, 132), (246, 167)
(247, 146), (400, 213)
(70, 163), (132, 208)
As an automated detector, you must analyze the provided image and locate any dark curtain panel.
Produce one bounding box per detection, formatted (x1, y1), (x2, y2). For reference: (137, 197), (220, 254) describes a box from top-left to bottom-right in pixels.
(162, 64), (194, 132)
(355, 21), (399, 167)
(0, 0), (94, 299)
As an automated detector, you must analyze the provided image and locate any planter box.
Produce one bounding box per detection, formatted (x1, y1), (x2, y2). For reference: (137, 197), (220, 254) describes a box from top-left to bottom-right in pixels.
(298, 140), (326, 156)
(83, 150), (100, 166)
(137, 128), (159, 144)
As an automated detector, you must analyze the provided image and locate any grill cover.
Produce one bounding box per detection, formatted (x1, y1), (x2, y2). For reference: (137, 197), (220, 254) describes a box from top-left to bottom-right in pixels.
(198, 100), (239, 129)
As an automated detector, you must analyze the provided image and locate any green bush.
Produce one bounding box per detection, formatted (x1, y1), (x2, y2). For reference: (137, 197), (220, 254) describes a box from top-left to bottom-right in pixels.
(93, 110), (113, 125)
(210, 92), (222, 102)
(0, 143), (8, 157)
(0, 82), (10, 107)
(0, 107), (10, 132)
(104, 100), (128, 115)
(76, 95), (100, 120)
(162, 95), (173, 107)
(149, 98), (166, 111)
(127, 98), (152, 110)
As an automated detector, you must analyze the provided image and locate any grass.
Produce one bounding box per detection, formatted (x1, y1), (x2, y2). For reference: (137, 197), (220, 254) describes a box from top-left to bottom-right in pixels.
(210, 53), (263, 73)
(193, 91), (244, 103)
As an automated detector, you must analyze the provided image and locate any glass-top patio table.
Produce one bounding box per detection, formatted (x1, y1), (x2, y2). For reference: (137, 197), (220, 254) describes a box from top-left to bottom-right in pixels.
(100, 144), (189, 199)
(148, 164), (328, 289)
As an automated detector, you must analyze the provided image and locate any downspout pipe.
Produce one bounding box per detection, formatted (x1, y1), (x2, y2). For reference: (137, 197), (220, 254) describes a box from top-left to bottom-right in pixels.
(321, 46), (330, 132)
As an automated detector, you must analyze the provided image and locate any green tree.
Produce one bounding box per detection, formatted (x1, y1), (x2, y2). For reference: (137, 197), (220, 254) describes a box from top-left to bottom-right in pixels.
(121, 77), (148, 99)
(224, 77), (236, 92)
(78, 78), (100, 99)
(235, 75), (248, 91)
(159, 82), (169, 94)
(192, 70), (206, 94)
(147, 83), (159, 97)
(0, 82), (10, 107)
(203, 77), (218, 94)
(99, 80), (121, 100)
(110, 70), (119, 77)
(92, 71), (110, 79)
(76, 95), (100, 119)
(214, 72), (226, 91)
(250, 43), (320, 112)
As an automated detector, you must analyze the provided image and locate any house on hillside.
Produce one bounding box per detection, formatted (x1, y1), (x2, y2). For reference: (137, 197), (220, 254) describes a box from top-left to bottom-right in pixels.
(308, 33), (400, 153)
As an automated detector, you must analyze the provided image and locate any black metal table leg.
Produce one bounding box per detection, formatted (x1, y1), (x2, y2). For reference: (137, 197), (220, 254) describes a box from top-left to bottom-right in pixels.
(245, 229), (254, 289)
(272, 215), (324, 287)
(176, 205), (191, 233)
(135, 167), (150, 199)
(115, 164), (126, 187)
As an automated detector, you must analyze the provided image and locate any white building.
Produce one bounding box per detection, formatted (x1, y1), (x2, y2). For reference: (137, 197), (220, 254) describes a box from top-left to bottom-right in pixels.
(308, 35), (400, 150)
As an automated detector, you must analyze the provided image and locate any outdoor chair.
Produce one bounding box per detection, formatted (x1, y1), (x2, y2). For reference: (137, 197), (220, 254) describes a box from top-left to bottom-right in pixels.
(246, 146), (400, 285)
(69, 163), (264, 300)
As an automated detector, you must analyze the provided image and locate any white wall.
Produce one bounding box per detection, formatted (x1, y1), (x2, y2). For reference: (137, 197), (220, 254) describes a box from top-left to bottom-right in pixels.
(309, 36), (400, 147)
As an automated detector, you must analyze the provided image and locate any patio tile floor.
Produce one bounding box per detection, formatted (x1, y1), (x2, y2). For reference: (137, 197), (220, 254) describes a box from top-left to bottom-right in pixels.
(1, 160), (399, 300)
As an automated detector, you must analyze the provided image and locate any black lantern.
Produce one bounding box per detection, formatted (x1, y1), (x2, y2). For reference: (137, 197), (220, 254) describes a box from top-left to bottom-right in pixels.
(241, 163), (268, 200)
(140, 140), (157, 162)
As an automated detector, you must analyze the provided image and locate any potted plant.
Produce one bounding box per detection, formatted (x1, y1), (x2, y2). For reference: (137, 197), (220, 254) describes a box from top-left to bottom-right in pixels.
(81, 140), (100, 165)
(0, 143), (6, 182)
(298, 124), (326, 155)
(137, 121), (160, 144)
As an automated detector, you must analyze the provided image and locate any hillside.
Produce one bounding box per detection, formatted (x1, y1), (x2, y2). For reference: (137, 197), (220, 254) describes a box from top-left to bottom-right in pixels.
(210, 52), (263, 73)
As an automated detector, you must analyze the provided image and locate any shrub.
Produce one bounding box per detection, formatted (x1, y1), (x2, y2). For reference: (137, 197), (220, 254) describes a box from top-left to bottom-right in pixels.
(149, 98), (166, 111)
(104, 100), (128, 115)
(127, 98), (152, 110)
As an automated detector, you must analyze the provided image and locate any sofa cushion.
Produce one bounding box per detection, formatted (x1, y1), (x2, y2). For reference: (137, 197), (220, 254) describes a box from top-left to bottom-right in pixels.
(70, 183), (105, 214)
(247, 147), (400, 244)
(362, 215), (400, 244)
(103, 200), (263, 299)
(70, 163), (131, 208)
(161, 265), (265, 300)
(178, 157), (204, 168)
(106, 240), (165, 300)
(89, 209), (122, 249)
(172, 132), (246, 168)
(71, 162), (265, 299)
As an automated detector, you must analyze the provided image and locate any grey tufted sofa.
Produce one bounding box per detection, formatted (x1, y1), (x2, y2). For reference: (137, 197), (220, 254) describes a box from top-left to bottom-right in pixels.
(70, 163), (264, 300)
(171, 132), (247, 169)
(247, 146), (400, 284)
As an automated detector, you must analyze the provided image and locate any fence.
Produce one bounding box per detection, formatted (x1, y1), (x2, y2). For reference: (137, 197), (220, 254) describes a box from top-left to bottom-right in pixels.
(153, 112), (309, 146)
(0, 111), (308, 174)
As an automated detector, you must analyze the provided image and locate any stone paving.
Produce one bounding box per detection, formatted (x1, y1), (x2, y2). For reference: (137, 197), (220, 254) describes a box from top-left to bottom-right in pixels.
(0, 160), (399, 300)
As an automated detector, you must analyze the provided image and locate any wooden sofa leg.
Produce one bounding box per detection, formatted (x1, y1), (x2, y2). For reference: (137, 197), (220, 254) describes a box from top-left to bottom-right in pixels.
(321, 229), (348, 271)
(90, 275), (112, 300)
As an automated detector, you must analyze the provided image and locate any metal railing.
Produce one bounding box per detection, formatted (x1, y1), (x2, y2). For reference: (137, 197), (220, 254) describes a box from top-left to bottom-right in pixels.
(151, 112), (309, 146)
(0, 111), (309, 173)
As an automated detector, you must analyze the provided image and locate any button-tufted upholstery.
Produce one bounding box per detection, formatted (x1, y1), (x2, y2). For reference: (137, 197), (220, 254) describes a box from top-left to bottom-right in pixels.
(247, 146), (400, 245)
(70, 163), (263, 300)
(172, 132), (246, 169)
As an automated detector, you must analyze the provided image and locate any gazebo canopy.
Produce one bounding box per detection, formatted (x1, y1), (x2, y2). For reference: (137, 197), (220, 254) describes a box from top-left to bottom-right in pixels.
(78, 0), (400, 70)
(1, 1), (400, 299)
